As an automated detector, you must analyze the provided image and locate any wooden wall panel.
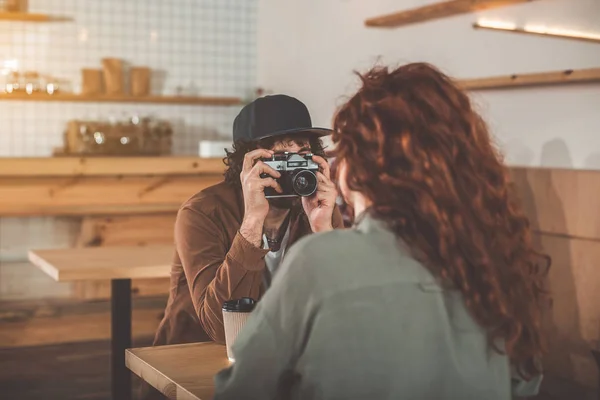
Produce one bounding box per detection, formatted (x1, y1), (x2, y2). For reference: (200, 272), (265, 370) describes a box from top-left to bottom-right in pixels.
(0, 309), (161, 347)
(73, 214), (177, 300)
(534, 232), (600, 389)
(76, 214), (176, 247)
(509, 167), (600, 240)
(0, 175), (221, 216)
(0, 157), (224, 177)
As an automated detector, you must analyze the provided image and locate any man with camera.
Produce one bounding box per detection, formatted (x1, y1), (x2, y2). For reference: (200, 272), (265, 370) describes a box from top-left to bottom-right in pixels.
(152, 94), (343, 346)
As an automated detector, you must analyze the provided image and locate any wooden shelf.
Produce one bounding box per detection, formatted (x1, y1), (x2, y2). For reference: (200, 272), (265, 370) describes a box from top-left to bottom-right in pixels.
(0, 157), (226, 216)
(0, 12), (71, 22)
(0, 92), (242, 105)
(472, 22), (600, 44)
(365, 0), (539, 28)
(0, 175), (223, 216)
(458, 67), (600, 90)
(0, 157), (226, 177)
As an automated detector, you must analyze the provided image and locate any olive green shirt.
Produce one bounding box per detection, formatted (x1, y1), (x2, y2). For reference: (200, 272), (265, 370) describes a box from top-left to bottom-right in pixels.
(214, 213), (542, 399)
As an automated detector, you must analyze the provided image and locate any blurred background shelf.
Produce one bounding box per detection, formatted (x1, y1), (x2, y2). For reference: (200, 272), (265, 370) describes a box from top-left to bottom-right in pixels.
(0, 156), (225, 177)
(0, 92), (243, 105)
(0, 12), (71, 22)
(0, 157), (226, 216)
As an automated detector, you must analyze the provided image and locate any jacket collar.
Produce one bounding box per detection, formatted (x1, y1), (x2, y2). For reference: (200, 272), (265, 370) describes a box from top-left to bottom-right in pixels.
(353, 208), (387, 234)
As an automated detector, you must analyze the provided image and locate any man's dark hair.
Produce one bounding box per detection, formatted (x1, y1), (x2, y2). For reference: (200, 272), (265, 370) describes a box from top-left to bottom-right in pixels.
(223, 135), (326, 187)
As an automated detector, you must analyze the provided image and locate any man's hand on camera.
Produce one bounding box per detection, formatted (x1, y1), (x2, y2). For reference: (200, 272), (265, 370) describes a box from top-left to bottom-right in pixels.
(302, 155), (337, 233)
(239, 148), (283, 247)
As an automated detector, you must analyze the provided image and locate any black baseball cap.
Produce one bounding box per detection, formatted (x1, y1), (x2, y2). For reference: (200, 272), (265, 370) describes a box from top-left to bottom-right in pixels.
(232, 94), (332, 142)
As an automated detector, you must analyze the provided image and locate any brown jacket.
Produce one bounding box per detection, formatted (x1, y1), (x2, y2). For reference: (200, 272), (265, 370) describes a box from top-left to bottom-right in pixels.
(152, 181), (343, 346)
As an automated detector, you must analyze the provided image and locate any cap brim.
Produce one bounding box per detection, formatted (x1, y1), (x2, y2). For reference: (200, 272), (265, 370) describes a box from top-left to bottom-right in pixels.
(255, 127), (332, 141)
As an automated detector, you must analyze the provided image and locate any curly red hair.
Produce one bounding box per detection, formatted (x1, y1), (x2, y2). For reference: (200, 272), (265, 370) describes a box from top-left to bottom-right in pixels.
(332, 63), (550, 376)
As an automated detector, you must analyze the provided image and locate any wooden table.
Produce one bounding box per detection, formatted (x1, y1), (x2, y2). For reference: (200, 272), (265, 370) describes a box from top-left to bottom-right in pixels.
(126, 342), (229, 400)
(28, 245), (173, 400)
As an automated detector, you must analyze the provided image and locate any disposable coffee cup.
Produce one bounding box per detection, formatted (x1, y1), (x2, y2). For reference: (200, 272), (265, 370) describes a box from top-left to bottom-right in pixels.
(222, 297), (256, 362)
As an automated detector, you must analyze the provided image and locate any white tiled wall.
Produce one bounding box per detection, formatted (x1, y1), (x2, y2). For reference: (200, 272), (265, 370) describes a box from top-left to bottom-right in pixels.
(0, 0), (258, 156)
(0, 0), (258, 296)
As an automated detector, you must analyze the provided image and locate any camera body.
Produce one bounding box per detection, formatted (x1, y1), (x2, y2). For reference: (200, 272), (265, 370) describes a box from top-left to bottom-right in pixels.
(260, 152), (319, 198)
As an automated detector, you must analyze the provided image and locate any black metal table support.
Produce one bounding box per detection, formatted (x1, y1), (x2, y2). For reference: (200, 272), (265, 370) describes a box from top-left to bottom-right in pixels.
(591, 349), (599, 400)
(111, 278), (132, 400)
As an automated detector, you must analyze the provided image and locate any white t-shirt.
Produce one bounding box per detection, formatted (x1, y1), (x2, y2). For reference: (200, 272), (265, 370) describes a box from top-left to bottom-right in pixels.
(262, 224), (291, 286)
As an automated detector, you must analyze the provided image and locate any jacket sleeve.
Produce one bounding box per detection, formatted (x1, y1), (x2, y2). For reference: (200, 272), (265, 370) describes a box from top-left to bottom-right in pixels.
(174, 206), (269, 344)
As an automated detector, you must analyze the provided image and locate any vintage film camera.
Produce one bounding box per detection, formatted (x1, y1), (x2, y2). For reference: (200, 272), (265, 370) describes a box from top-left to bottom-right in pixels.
(260, 152), (319, 198)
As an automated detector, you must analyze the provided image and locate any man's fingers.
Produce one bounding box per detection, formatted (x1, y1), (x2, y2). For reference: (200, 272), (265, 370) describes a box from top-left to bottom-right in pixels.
(311, 155), (331, 179)
(252, 162), (281, 179)
(259, 177), (283, 193)
(242, 149), (274, 174)
(316, 172), (335, 188)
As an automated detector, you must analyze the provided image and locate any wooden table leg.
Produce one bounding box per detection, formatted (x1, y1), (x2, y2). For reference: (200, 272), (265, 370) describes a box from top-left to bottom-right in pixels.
(111, 278), (132, 400)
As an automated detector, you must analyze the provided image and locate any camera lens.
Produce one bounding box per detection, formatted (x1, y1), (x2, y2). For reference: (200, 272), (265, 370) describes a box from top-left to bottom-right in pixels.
(292, 170), (317, 197)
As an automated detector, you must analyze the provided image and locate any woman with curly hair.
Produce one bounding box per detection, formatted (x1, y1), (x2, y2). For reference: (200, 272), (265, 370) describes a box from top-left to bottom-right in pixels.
(213, 63), (550, 400)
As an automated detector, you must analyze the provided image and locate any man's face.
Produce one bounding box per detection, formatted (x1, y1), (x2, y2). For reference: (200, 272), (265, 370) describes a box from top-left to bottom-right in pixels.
(262, 136), (311, 210)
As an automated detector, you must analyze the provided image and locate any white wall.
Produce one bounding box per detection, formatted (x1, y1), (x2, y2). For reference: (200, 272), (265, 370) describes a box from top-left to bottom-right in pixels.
(257, 0), (600, 169)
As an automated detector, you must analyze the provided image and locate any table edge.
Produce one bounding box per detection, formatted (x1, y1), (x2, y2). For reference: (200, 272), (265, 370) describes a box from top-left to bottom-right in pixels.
(28, 250), (60, 281)
(126, 348), (203, 400)
(27, 248), (171, 281)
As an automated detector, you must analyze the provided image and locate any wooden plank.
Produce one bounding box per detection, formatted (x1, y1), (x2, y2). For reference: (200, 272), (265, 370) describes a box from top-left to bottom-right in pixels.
(0, 296), (166, 322)
(0, 308), (161, 348)
(458, 67), (600, 90)
(0, 157), (225, 177)
(0, 338), (154, 399)
(472, 22), (600, 44)
(0, 262), (72, 301)
(364, 0), (539, 28)
(0, 92), (242, 105)
(508, 167), (600, 240)
(533, 233), (600, 389)
(73, 214), (175, 300)
(0, 175), (222, 216)
(74, 278), (170, 300)
(28, 245), (173, 281)
(126, 343), (229, 400)
(0, 12), (71, 22)
(76, 214), (176, 247)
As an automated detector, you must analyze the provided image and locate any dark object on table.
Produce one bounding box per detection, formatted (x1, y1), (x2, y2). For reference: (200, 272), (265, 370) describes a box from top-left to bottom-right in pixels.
(63, 116), (173, 156)
(222, 297), (256, 312)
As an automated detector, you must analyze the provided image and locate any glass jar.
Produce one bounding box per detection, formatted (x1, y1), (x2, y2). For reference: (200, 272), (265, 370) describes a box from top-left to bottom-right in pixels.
(23, 71), (40, 94)
(5, 71), (21, 93)
(44, 75), (60, 95)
